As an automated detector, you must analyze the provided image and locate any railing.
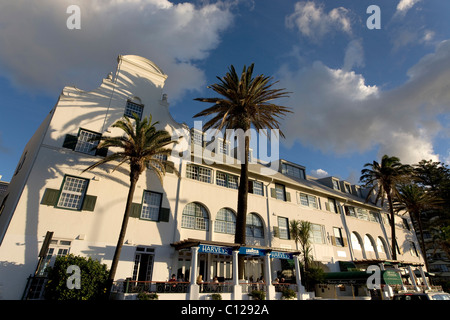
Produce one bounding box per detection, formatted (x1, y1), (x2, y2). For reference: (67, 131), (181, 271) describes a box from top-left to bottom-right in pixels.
(112, 280), (190, 294)
(391, 284), (443, 293)
(273, 283), (298, 292)
(198, 282), (233, 293)
(240, 282), (267, 294)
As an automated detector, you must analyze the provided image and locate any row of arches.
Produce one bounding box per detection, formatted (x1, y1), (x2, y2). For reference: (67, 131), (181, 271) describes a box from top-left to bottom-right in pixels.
(180, 202), (265, 238)
(351, 232), (389, 260)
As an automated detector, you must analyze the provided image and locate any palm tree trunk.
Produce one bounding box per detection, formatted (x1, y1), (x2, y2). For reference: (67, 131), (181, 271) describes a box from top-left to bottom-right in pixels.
(415, 211), (429, 271)
(235, 133), (250, 279)
(106, 170), (139, 296)
(387, 193), (397, 260)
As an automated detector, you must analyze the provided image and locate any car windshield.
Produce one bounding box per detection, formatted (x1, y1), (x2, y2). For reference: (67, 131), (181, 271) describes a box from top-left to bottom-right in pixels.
(430, 293), (450, 300)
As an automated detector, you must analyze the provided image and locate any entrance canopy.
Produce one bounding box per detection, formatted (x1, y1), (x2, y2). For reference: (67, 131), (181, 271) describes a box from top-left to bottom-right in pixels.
(171, 238), (300, 258)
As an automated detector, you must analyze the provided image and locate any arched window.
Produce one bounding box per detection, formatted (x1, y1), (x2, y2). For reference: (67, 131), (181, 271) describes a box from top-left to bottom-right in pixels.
(351, 232), (362, 251)
(215, 208), (236, 234)
(364, 235), (375, 252)
(181, 202), (209, 231)
(246, 213), (264, 238)
(377, 237), (386, 253)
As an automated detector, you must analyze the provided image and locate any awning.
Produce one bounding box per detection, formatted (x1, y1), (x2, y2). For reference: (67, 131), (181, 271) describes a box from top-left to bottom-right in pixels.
(323, 270), (402, 285)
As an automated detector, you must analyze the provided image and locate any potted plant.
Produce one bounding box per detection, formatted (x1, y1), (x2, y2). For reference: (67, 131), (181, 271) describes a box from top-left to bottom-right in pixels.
(137, 292), (159, 300)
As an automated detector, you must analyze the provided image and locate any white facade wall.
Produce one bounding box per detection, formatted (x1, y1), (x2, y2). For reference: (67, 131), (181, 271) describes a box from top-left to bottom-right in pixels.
(0, 55), (424, 300)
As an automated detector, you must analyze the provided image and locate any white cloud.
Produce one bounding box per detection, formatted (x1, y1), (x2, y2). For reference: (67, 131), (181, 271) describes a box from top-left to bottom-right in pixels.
(310, 168), (329, 179)
(343, 39), (365, 71)
(0, 0), (234, 102)
(286, 1), (352, 41)
(396, 0), (421, 16)
(278, 40), (450, 165)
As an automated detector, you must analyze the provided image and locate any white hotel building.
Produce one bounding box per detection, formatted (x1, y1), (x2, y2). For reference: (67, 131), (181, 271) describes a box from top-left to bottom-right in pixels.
(0, 55), (428, 300)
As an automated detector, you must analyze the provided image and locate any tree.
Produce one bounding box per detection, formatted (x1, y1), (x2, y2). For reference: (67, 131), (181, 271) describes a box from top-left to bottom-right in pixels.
(360, 155), (410, 260)
(194, 64), (291, 278)
(289, 220), (312, 270)
(393, 183), (441, 271)
(83, 113), (178, 294)
(45, 254), (109, 300)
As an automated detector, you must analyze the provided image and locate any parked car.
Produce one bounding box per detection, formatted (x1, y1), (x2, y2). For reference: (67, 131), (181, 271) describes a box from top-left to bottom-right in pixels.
(393, 292), (450, 301)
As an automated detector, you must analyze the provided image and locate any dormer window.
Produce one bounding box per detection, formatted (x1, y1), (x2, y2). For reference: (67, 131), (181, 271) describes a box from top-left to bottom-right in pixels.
(281, 163), (305, 179)
(332, 179), (340, 190)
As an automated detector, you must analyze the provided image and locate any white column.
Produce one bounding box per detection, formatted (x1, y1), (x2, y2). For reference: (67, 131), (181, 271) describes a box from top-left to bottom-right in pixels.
(189, 246), (200, 300)
(294, 255), (306, 300)
(264, 253), (275, 300)
(232, 250), (242, 300)
(418, 266), (430, 291)
(407, 265), (420, 292)
(394, 265), (406, 291)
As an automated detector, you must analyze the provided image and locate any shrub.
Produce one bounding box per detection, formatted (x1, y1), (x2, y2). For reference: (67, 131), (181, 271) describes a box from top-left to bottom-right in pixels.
(45, 254), (109, 300)
(249, 290), (265, 300)
(137, 292), (159, 300)
(281, 288), (296, 300)
(211, 293), (222, 300)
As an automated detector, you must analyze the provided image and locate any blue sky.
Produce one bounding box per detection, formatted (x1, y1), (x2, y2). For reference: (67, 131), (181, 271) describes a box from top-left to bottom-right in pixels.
(0, 0), (449, 183)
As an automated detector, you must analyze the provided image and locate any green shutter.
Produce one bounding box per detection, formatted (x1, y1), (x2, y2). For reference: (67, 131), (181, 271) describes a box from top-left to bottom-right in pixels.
(285, 192), (291, 202)
(82, 195), (97, 211)
(62, 134), (78, 150)
(41, 188), (60, 206)
(130, 203), (142, 218)
(325, 202), (330, 211)
(273, 226), (280, 238)
(270, 188), (277, 198)
(159, 207), (170, 222)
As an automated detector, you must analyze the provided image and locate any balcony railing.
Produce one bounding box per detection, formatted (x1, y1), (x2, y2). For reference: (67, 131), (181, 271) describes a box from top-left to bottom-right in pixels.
(112, 280), (190, 294)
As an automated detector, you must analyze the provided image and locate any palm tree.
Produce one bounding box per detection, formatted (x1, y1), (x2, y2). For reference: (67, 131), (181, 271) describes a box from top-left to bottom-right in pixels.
(394, 183), (441, 271)
(360, 155), (410, 260)
(289, 220), (312, 270)
(83, 113), (178, 293)
(194, 64), (291, 278)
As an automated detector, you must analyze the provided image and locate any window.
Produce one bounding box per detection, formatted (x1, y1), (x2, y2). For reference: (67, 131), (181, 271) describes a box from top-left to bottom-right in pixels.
(186, 164), (212, 183)
(249, 180), (264, 196)
(332, 180), (340, 190)
(377, 237), (386, 253)
(125, 100), (144, 119)
(191, 129), (204, 146)
(282, 163), (305, 179)
(299, 193), (318, 209)
(344, 206), (357, 217)
(357, 208), (369, 221)
(215, 208), (236, 234)
(410, 242), (419, 257)
(140, 191), (162, 221)
(74, 129), (101, 155)
(216, 171), (238, 189)
(57, 176), (89, 210)
(309, 224), (325, 244)
(275, 183), (286, 201)
(218, 139), (229, 156)
(344, 184), (351, 193)
(364, 235), (375, 252)
(246, 213), (264, 238)
(278, 217), (290, 240)
(181, 202), (209, 231)
(326, 198), (338, 213)
(351, 233), (362, 250)
(333, 227), (344, 246)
